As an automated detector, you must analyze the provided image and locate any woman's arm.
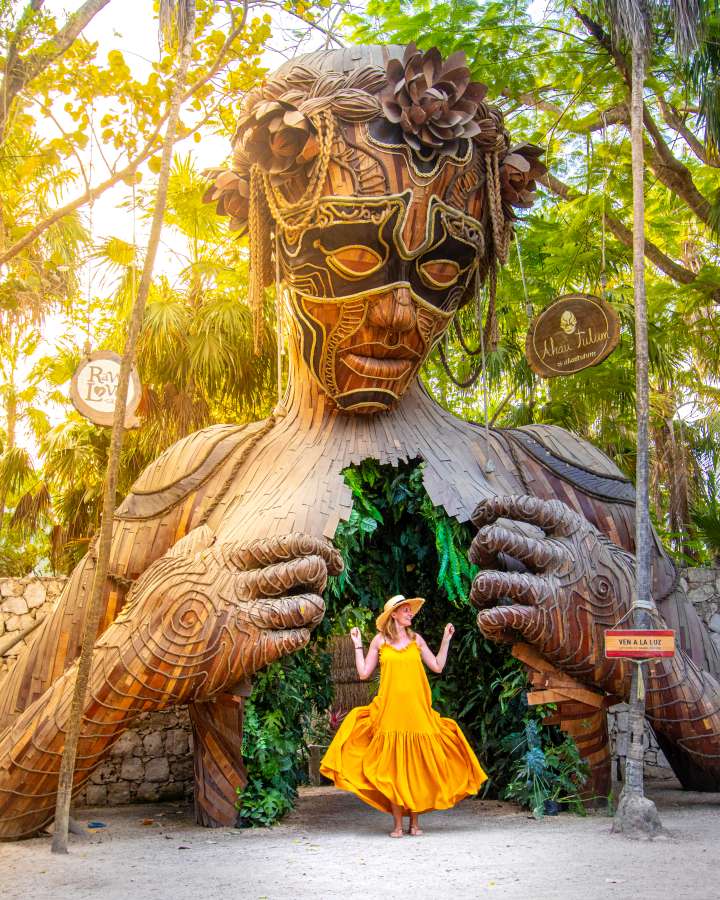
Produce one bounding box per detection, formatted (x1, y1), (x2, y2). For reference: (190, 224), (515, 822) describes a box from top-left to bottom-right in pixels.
(417, 624), (455, 674)
(350, 628), (382, 680)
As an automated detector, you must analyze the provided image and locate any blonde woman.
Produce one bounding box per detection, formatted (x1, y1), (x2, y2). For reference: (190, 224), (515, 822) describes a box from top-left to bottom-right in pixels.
(320, 595), (486, 837)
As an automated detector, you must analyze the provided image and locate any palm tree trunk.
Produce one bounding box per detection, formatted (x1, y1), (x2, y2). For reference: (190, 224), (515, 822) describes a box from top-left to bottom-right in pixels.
(0, 385), (17, 532)
(611, 39), (663, 838)
(51, 1), (197, 854)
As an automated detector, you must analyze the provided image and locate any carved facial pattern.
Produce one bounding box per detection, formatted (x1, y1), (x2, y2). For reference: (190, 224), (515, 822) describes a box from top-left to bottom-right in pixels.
(279, 146), (485, 413)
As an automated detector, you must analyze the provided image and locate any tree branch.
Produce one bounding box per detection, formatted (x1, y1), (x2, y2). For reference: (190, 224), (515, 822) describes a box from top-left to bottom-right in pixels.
(656, 93), (720, 168)
(540, 171), (699, 286)
(573, 8), (714, 227)
(1, 0), (112, 142)
(0, 14), (249, 266)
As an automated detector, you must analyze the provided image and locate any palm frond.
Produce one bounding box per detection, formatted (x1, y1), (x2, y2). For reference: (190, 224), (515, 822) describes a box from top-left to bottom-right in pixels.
(10, 482), (51, 534)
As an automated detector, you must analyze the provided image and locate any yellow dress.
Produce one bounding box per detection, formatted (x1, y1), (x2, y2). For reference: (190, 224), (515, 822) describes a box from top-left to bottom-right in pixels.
(320, 640), (487, 813)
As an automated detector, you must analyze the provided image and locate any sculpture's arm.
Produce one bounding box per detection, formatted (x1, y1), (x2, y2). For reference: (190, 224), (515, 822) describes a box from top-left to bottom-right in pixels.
(0, 528), (342, 841)
(0, 422), (264, 731)
(469, 495), (720, 782)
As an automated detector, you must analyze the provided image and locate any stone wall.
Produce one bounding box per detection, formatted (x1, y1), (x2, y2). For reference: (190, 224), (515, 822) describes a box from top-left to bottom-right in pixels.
(0, 575), (195, 807)
(682, 566), (720, 649)
(0, 576), (65, 675)
(75, 709), (194, 807)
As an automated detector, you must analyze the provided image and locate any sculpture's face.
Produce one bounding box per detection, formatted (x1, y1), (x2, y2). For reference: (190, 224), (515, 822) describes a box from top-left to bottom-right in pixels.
(279, 151), (484, 413)
(206, 46), (545, 414)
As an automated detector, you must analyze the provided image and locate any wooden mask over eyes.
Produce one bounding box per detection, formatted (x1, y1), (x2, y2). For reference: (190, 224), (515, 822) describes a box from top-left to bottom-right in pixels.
(205, 44), (546, 414)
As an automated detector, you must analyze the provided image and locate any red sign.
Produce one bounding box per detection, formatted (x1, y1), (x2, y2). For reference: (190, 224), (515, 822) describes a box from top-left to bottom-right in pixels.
(605, 629), (675, 659)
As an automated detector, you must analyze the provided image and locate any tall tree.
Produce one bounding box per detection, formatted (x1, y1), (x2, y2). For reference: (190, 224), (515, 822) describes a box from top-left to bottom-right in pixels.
(51, 0), (200, 853)
(606, 0), (703, 840)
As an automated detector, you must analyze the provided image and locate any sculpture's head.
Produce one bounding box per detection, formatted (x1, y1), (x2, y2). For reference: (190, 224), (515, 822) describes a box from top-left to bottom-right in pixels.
(206, 45), (544, 413)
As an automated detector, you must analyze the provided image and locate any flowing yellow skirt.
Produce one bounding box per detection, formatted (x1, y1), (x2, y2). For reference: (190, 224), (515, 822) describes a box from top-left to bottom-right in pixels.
(320, 641), (487, 814)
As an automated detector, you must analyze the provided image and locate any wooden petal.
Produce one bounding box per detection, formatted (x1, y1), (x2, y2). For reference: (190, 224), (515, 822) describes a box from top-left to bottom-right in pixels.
(406, 72), (425, 103)
(386, 57), (405, 86)
(283, 109), (307, 128)
(503, 152), (531, 172)
(464, 81), (488, 103)
(403, 42), (418, 64)
(408, 104), (426, 125)
(427, 122), (455, 141)
(215, 170), (239, 189)
(381, 97), (403, 123)
(436, 69), (470, 96)
(296, 133), (320, 162)
(440, 49), (467, 76)
(420, 125), (443, 147)
(269, 132), (298, 158)
(462, 119), (482, 138)
(422, 47), (442, 86)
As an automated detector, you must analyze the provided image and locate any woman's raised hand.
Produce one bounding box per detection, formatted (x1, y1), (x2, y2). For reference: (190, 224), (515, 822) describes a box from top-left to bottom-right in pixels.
(444, 623), (455, 641)
(350, 626), (362, 647)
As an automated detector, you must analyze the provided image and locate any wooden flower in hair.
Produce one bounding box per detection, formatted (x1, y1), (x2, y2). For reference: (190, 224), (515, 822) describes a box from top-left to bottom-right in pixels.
(202, 168), (251, 232)
(499, 142), (547, 216)
(235, 99), (320, 181)
(381, 43), (498, 154)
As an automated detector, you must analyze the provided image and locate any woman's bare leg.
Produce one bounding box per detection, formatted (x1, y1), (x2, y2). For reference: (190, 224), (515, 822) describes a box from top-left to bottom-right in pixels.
(389, 803), (403, 837)
(409, 811), (423, 835)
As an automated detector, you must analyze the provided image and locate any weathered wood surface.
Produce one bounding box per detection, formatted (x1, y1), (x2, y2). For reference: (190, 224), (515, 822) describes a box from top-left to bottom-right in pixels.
(513, 643), (613, 803)
(472, 497), (720, 792)
(0, 533), (338, 840)
(189, 682), (251, 828)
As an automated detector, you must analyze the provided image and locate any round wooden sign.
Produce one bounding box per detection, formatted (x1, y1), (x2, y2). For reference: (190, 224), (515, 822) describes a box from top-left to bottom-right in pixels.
(70, 351), (141, 427)
(525, 293), (621, 378)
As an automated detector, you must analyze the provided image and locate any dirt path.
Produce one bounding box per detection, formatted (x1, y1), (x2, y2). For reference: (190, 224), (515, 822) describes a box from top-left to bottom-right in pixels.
(1, 782), (718, 900)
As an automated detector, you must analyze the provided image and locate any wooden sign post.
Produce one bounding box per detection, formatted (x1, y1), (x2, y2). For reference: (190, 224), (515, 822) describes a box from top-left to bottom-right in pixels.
(526, 293), (621, 378)
(605, 629), (675, 659)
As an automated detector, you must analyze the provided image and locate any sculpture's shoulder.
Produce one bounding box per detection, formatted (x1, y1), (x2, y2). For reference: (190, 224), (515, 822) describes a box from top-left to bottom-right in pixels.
(116, 420), (270, 521)
(503, 423), (635, 505)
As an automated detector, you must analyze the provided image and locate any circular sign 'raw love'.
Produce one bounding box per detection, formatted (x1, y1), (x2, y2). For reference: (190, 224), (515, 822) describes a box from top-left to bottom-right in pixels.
(70, 351), (141, 427)
(525, 293), (621, 378)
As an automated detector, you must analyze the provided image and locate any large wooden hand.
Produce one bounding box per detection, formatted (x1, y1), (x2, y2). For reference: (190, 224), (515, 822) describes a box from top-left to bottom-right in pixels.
(0, 527), (342, 840)
(469, 495), (635, 696)
(469, 494), (720, 786)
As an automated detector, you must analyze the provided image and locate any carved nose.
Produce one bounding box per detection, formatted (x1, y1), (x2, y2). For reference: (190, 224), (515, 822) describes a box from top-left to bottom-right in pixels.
(366, 288), (416, 333)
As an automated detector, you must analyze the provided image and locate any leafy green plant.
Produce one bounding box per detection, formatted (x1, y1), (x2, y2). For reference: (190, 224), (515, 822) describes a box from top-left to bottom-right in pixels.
(500, 720), (589, 818)
(236, 647), (332, 827)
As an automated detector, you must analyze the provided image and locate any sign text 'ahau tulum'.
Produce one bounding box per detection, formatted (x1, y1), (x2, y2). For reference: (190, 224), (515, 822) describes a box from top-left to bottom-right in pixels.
(525, 293), (621, 378)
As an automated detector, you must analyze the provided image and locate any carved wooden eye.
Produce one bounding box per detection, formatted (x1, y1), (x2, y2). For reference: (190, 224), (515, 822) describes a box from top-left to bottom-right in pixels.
(326, 245), (384, 279)
(419, 259), (461, 289)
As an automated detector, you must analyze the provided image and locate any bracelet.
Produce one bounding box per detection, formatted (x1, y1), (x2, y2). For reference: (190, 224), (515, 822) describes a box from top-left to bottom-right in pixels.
(353, 645), (363, 651)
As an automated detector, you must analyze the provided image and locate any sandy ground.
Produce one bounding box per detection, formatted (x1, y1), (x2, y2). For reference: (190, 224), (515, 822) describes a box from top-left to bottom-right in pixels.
(1, 781), (719, 900)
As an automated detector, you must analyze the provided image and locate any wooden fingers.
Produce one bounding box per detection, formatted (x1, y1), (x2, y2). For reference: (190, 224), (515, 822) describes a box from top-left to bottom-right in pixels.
(223, 532), (344, 575)
(476, 604), (542, 645)
(243, 592), (325, 630)
(234, 554), (330, 598)
(470, 570), (553, 609)
(469, 523), (569, 570)
(471, 494), (579, 537)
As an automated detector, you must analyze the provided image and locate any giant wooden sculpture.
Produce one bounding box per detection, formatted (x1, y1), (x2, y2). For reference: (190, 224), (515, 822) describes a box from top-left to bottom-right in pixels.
(1, 44), (720, 841)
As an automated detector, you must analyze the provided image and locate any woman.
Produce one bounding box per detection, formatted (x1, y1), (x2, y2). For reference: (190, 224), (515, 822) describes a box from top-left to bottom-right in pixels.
(320, 595), (487, 837)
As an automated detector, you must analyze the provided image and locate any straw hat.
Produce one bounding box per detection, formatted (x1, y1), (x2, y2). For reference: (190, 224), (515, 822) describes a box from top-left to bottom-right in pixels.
(375, 594), (425, 632)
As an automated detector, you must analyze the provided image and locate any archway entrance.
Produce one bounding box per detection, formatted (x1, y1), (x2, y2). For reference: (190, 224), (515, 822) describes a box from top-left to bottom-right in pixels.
(236, 459), (592, 826)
